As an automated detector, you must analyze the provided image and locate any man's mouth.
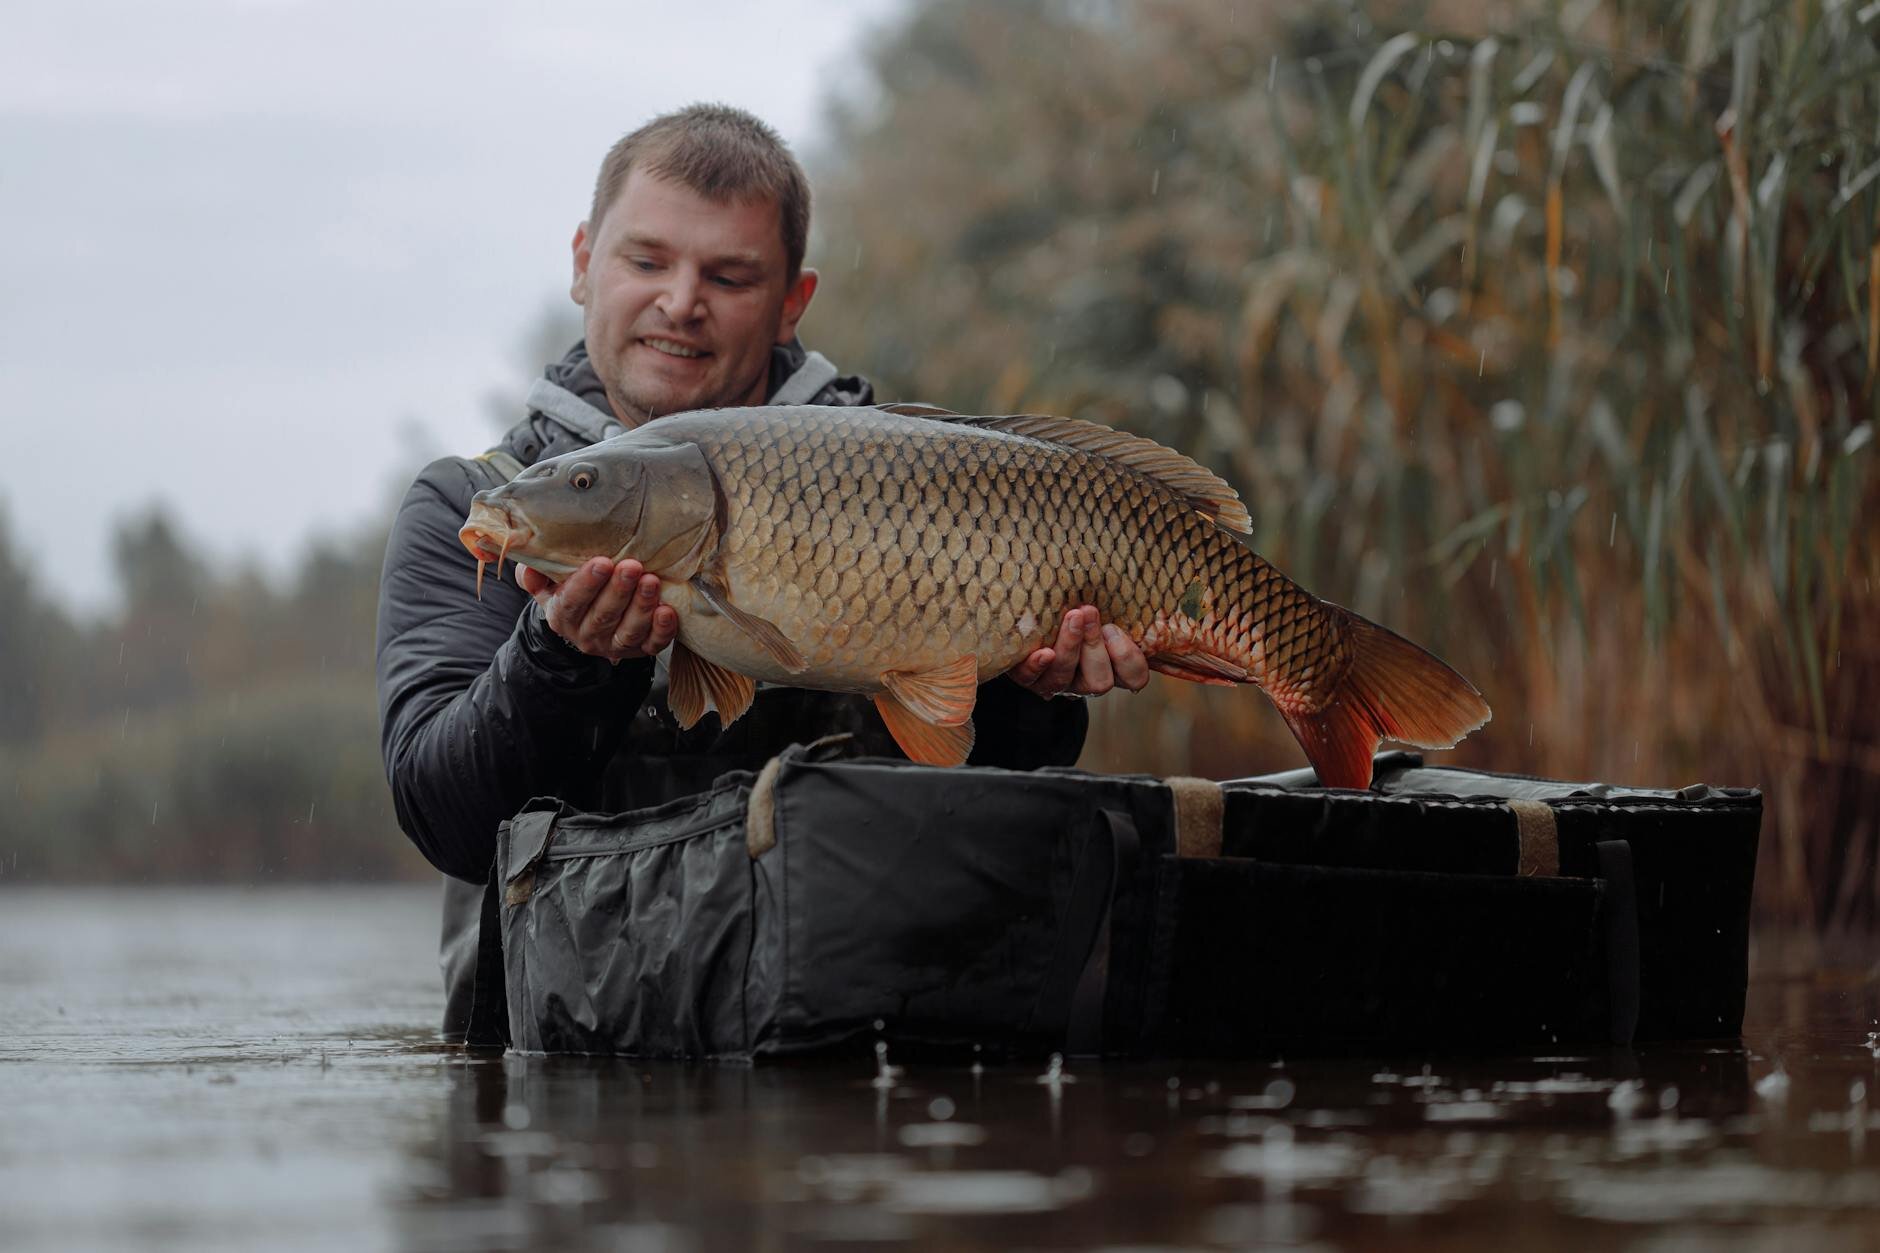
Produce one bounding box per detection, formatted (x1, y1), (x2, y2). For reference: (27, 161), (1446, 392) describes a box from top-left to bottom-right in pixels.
(642, 336), (709, 360)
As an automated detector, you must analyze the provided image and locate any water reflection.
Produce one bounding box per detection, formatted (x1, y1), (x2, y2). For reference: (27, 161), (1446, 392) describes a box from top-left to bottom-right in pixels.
(4, 890), (1879, 1251)
(387, 1014), (1880, 1249)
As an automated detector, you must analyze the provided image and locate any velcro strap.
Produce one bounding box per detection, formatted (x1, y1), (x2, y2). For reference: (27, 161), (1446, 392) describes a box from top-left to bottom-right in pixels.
(476, 449), (525, 482)
(746, 755), (783, 859)
(502, 808), (558, 905)
(1511, 799), (1559, 877)
(1167, 776), (1224, 859)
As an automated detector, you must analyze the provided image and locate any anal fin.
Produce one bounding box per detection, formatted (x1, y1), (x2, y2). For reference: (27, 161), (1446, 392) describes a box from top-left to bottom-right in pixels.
(874, 692), (976, 766)
(668, 639), (757, 730)
(879, 654), (979, 726)
(1147, 650), (1250, 687)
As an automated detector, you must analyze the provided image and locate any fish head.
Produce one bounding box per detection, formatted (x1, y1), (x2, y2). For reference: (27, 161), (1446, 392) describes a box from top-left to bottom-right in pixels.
(458, 436), (720, 587)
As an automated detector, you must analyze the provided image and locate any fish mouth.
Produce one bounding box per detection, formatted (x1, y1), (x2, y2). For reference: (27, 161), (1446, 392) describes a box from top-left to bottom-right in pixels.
(459, 501), (539, 599)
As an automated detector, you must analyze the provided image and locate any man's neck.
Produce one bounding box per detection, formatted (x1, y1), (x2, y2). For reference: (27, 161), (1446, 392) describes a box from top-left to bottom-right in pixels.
(606, 373), (770, 429)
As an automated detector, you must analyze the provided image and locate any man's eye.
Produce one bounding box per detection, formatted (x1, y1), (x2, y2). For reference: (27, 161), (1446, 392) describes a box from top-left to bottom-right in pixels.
(712, 275), (748, 289)
(629, 258), (659, 272)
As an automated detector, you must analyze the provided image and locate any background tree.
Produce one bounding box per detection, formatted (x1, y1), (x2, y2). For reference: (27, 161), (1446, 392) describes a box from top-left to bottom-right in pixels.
(0, 506), (74, 746)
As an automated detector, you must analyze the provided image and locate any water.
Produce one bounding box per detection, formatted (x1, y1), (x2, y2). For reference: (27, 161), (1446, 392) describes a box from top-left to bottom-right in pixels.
(3, 888), (1879, 1251)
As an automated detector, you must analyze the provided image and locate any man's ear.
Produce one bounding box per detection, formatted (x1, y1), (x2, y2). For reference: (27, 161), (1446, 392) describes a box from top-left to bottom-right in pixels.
(774, 268), (819, 344)
(570, 222), (592, 306)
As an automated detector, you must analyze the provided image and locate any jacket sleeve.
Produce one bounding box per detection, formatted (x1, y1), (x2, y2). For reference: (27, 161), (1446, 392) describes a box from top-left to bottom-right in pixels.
(374, 458), (650, 882)
(968, 676), (1088, 770)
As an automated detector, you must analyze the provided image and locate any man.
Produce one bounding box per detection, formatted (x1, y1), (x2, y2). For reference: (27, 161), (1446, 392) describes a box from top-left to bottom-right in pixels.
(376, 105), (1146, 1040)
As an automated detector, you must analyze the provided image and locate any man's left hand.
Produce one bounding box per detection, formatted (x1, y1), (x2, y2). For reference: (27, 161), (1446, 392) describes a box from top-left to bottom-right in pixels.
(1006, 605), (1150, 699)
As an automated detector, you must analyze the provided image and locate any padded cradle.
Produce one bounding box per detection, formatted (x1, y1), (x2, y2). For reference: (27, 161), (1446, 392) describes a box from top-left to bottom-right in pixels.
(465, 745), (1759, 1059)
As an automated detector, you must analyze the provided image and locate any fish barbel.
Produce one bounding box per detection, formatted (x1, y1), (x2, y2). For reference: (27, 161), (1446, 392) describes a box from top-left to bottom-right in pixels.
(458, 404), (1490, 785)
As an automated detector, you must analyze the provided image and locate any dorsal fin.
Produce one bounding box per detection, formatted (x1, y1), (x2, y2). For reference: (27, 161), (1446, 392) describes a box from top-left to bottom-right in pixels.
(953, 413), (1253, 535)
(875, 401), (960, 419)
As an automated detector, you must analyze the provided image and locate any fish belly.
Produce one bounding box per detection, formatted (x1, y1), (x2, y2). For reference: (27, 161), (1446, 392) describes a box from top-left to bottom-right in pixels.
(670, 560), (1044, 692)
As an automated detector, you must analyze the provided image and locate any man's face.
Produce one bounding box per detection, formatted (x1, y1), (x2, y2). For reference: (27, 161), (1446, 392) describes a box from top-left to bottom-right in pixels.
(571, 170), (818, 427)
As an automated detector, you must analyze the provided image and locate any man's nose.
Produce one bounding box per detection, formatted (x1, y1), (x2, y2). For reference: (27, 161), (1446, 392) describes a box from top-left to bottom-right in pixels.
(655, 266), (705, 323)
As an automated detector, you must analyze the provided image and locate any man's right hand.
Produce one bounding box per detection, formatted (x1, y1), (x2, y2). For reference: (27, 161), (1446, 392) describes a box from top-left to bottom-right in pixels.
(518, 558), (678, 663)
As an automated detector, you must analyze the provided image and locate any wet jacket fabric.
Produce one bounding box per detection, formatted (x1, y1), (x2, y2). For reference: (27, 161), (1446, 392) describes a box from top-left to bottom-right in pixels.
(374, 340), (1090, 1038)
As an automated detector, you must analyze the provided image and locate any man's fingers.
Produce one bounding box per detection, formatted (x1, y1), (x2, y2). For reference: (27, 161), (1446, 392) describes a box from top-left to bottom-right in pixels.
(641, 605), (679, 655)
(543, 559), (612, 633)
(608, 574), (667, 654)
(1103, 624), (1151, 691)
(579, 564), (638, 637)
(1007, 647), (1054, 688)
(516, 564), (554, 599)
(1040, 609), (1087, 692)
(1077, 610), (1116, 696)
(1008, 609), (1147, 698)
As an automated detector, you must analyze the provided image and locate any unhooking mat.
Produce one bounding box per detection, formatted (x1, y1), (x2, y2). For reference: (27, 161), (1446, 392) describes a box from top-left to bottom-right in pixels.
(463, 743), (1759, 1059)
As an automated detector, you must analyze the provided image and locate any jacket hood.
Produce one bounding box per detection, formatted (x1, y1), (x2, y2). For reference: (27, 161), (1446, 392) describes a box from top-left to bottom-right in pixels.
(492, 339), (874, 471)
(543, 340), (614, 414)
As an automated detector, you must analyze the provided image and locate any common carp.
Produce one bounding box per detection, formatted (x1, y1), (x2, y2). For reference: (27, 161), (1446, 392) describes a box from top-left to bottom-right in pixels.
(458, 404), (1490, 786)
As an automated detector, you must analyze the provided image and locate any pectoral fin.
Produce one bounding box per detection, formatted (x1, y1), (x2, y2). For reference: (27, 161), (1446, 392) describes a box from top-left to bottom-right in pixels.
(874, 692), (976, 766)
(879, 654), (980, 726)
(688, 573), (808, 674)
(667, 639), (757, 730)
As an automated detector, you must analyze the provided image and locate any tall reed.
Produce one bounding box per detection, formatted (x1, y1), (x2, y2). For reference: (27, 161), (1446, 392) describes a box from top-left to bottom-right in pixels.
(812, 0), (1879, 933)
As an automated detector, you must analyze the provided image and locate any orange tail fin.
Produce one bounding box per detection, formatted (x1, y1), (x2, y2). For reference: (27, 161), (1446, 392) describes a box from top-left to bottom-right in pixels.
(1279, 606), (1491, 790)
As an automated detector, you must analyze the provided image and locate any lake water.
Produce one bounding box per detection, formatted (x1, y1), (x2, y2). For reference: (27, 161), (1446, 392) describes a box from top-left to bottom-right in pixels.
(2, 887), (1877, 1251)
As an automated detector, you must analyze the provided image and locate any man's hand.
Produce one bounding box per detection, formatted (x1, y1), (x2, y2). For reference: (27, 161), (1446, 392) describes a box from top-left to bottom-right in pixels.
(518, 558), (678, 662)
(1006, 605), (1150, 699)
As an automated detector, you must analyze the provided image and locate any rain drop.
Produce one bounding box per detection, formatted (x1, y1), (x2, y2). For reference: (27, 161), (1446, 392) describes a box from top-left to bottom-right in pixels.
(1754, 1067), (1790, 1102)
(872, 1039), (903, 1089)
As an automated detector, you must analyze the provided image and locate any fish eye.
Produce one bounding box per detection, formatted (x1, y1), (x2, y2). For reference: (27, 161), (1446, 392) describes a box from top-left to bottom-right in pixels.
(569, 464), (598, 491)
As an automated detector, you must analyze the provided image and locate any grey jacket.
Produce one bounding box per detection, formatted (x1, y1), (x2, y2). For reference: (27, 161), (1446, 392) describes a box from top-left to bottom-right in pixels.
(374, 340), (1089, 1038)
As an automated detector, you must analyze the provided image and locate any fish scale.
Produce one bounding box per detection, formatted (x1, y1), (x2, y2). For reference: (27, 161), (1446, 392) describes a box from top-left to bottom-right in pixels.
(701, 408), (1332, 700)
(459, 404), (1490, 784)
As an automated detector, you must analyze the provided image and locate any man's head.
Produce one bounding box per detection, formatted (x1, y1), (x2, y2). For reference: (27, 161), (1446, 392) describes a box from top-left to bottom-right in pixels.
(571, 104), (819, 427)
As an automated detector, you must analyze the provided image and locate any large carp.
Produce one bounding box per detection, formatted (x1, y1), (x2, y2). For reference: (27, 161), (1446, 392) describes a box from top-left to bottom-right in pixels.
(459, 404), (1489, 786)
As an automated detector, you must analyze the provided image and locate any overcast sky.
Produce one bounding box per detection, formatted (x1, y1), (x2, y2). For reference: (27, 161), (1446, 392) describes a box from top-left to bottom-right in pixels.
(2, 0), (900, 613)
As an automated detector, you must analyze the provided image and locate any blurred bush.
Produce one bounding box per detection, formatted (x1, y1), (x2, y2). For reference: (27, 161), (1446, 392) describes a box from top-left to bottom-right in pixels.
(0, 678), (425, 882)
(0, 505), (426, 883)
(807, 0), (1878, 932)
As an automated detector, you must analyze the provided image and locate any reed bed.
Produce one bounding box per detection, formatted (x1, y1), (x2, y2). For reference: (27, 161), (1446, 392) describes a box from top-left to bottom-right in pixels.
(813, 0), (1879, 933)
